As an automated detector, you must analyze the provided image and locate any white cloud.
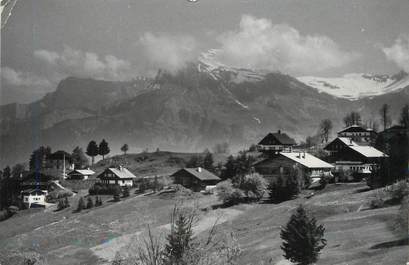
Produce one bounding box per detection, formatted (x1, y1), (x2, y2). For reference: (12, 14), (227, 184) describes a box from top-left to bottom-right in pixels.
(139, 32), (198, 74)
(33, 46), (134, 81)
(382, 34), (409, 72)
(1, 66), (52, 89)
(211, 15), (358, 75)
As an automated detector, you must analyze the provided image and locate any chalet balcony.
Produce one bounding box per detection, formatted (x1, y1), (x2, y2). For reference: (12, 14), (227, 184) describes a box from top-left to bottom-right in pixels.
(257, 145), (292, 152)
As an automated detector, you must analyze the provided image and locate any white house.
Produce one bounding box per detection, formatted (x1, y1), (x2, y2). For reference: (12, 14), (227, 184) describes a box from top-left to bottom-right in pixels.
(21, 189), (47, 208)
(67, 168), (95, 180)
(97, 166), (137, 186)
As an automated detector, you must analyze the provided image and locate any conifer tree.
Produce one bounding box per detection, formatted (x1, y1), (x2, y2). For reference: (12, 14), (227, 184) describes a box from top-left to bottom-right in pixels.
(86, 141), (99, 165)
(163, 207), (195, 264)
(120, 144), (129, 155)
(203, 152), (214, 172)
(280, 205), (327, 265)
(99, 139), (110, 160)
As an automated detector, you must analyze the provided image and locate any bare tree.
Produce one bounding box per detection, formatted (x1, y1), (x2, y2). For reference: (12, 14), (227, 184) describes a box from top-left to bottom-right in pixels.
(379, 104), (391, 130)
(343, 112), (361, 127)
(319, 119), (333, 143)
(400, 104), (409, 128)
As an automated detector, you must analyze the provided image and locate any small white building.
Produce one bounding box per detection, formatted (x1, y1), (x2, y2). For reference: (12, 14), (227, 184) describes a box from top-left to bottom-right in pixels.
(67, 169), (95, 180)
(97, 166), (137, 186)
(21, 189), (47, 208)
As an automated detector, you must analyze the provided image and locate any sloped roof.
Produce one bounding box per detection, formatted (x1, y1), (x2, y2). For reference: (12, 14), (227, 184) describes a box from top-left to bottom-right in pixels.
(338, 137), (359, 146)
(174, 168), (220, 181)
(69, 169), (95, 176)
(349, 146), (387, 158)
(258, 132), (296, 146)
(338, 125), (372, 134)
(281, 152), (334, 169)
(327, 137), (387, 158)
(98, 167), (137, 179)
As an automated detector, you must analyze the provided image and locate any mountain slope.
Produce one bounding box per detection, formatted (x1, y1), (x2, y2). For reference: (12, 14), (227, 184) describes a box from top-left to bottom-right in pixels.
(1, 66), (408, 167)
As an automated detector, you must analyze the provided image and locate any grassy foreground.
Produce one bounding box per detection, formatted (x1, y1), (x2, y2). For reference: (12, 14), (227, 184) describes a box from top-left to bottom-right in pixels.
(0, 183), (407, 265)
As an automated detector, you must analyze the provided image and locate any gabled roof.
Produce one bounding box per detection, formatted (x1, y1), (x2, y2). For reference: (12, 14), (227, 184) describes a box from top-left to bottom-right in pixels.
(69, 169), (95, 176)
(325, 137), (387, 158)
(280, 152), (334, 169)
(174, 168), (220, 181)
(338, 125), (373, 134)
(338, 137), (359, 146)
(348, 146), (388, 158)
(258, 132), (296, 146)
(98, 167), (137, 179)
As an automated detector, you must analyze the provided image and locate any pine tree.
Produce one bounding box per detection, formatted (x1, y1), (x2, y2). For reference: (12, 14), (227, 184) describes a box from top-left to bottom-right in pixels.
(203, 152), (214, 172)
(120, 144), (129, 155)
(86, 141), (99, 165)
(29, 146), (52, 171)
(86, 197), (94, 209)
(99, 139), (110, 160)
(77, 197), (85, 212)
(163, 207), (195, 264)
(280, 205), (327, 265)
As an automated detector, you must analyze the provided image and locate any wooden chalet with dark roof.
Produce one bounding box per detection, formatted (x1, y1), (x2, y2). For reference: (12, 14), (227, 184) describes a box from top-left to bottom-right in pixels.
(171, 167), (221, 192)
(324, 137), (387, 174)
(337, 125), (377, 144)
(97, 166), (138, 186)
(257, 130), (296, 154)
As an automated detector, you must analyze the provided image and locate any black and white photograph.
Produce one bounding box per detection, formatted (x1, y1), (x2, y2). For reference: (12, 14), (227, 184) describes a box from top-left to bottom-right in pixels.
(0, 0), (409, 264)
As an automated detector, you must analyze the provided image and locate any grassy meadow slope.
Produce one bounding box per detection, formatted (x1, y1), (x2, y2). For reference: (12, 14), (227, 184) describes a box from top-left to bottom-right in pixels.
(0, 183), (407, 265)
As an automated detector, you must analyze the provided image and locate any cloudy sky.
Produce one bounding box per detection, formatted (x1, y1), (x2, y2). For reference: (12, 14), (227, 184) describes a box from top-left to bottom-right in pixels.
(1, 0), (409, 104)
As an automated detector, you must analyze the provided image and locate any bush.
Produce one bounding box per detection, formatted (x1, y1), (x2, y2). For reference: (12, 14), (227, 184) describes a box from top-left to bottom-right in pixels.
(0, 210), (12, 222)
(46, 189), (73, 203)
(77, 197), (85, 212)
(318, 176), (328, 190)
(369, 191), (385, 209)
(123, 186), (130, 197)
(89, 183), (121, 195)
(268, 176), (300, 203)
(57, 197), (70, 211)
(388, 181), (409, 203)
(216, 180), (244, 206)
(95, 196), (102, 206)
(236, 173), (267, 201)
(86, 197), (94, 209)
(113, 186), (121, 202)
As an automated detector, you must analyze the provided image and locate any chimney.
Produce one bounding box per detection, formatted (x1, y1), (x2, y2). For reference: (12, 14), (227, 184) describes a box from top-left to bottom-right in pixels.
(197, 167), (202, 172)
(302, 151), (306, 159)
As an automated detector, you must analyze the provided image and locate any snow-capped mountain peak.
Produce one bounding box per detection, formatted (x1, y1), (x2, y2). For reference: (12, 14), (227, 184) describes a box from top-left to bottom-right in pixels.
(297, 72), (409, 100)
